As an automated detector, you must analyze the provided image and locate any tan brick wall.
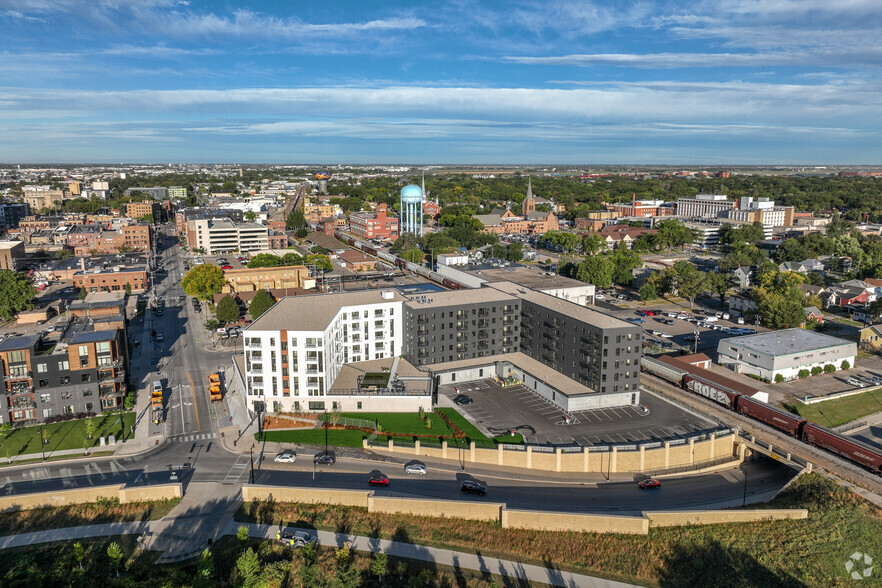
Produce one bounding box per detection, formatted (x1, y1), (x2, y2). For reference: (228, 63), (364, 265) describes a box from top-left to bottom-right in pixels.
(118, 484), (182, 503)
(646, 509), (808, 527)
(502, 509), (648, 535)
(369, 496), (503, 522)
(241, 486), (370, 508)
(0, 485), (121, 512)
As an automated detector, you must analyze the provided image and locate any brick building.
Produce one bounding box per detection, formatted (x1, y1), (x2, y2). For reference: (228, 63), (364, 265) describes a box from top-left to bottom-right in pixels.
(349, 203), (399, 240)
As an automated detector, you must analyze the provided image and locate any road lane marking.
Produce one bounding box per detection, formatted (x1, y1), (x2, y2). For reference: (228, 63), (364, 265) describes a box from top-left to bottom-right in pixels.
(186, 370), (201, 432)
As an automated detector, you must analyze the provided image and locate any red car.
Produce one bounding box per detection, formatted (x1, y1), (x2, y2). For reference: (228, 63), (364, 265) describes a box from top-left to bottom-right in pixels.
(221, 265), (233, 270)
(638, 478), (661, 489)
(368, 473), (390, 487)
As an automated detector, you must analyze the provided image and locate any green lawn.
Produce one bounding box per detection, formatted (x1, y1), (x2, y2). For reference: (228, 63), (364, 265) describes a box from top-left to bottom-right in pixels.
(783, 389), (882, 427)
(338, 412), (455, 436)
(0, 412), (136, 458)
(260, 429), (368, 448)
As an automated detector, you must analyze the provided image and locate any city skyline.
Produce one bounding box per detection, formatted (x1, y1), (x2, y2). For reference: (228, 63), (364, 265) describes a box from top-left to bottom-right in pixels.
(1, 1), (881, 164)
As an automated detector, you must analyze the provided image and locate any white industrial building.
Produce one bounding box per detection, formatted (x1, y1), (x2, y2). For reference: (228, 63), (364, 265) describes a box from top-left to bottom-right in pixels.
(717, 328), (856, 381)
(186, 218), (270, 254)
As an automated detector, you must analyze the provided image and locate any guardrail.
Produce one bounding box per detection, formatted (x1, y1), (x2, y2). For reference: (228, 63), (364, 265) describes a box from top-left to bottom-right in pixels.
(834, 420), (867, 434)
(643, 455), (737, 478)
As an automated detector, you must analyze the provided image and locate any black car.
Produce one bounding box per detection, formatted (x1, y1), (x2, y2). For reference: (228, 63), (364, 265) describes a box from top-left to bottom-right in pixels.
(453, 395), (473, 405)
(460, 480), (487, 496)
(313, 451), (336, 466)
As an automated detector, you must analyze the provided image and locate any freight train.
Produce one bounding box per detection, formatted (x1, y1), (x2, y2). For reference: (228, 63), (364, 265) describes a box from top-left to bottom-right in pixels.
(334, 232), (465, 290)
(643, 355), (882, 475)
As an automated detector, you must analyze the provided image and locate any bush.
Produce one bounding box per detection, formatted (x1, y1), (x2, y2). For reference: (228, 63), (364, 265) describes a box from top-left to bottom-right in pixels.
(811, 366), (823, 376)
(841, 360), (851, 370)
(774, 374), (785, 383)
(824, 364), (836, 373)
(798, 369), (810, 378)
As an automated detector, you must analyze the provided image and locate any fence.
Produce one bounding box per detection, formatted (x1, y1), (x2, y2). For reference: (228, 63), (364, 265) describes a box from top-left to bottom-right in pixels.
(835, 420), (867, 434)
(642, 455), (737, 478)
(319, 413), (379, 444)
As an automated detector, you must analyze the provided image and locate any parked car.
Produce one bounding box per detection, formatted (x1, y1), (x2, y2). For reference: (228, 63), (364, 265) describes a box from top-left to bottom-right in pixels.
(638, 478), (661, 489)
(595, 294), (605, 300)
(314, 451), (336, 465)
(155, 333), (165, 342)
(453, 395), (473, 405)
(368, 473), (390, 487)
(460, 479), (487, 496)
(278, 530), (315, 548)
(405, 462), (427, 475)
(274, 450), (297, 463)
(221, 265), (233, 270)
(847, 378), (867, 388)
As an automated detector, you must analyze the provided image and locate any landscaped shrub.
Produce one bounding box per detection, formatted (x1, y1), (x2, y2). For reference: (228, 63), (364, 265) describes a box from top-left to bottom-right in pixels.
(774, 374), (785, 383)
(824, 364), (836, 373)
(798, 369), (810, 378)
(811, 366), (823, 376)
(841, 360), (851, 370)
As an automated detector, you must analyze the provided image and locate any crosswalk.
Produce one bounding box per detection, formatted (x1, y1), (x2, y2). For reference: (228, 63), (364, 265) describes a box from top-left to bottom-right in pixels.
(166, 432), (218, 443)
(224, 453), (251, 483)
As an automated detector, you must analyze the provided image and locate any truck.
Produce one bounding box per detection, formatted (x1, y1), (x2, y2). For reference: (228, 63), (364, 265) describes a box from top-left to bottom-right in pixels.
(208, 373), (223, 402)
(151, 380), (164, 423)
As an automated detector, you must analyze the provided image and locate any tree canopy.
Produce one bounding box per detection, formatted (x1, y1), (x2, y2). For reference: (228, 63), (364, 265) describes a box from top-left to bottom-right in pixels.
(249, 289), (275, 320)
(215, 295), (239, 323)
(0, 270), (36, 320)
(181, 265), (224, 301)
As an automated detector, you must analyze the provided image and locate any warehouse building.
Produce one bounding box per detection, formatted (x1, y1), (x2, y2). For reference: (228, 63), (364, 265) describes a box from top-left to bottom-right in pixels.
(717, 328), (857, 381)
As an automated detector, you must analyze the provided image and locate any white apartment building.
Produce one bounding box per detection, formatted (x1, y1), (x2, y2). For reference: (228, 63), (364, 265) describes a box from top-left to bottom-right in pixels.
(242, 290), (406, 413)
(676, 194), (735, 219)
(186, 218), (269, 254)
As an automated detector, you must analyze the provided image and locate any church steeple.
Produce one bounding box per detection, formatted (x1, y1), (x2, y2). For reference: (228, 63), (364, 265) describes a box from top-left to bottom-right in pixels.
(523, 176), (536, 215)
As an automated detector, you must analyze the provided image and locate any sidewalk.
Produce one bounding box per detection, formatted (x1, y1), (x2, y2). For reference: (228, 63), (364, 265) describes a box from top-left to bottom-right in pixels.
(239, 521), (639, 588)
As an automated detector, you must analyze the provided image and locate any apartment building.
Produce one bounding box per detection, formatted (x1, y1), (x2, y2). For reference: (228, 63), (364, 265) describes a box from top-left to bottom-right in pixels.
(22, 187), (65, 210)
(221, 265), (309, 294)
(175, 207), (244, 236)
(242, 290), (406, 412)
(0, 241), (26, 270)
(124, 187), (167, 199)
(167, 186), (187, 199)
(126, 201), (161, 220)
(242, 281), (642, 415)
(607, 200), (676, 218)
(676, 194), (735, 219)
(73, 265), (149, 293)
(0, 203), (30, 229)
(186, 219), (269, 254)
(304, 197), (340, 223)
(0, 325), (127, 425)
(349, 203), (399, 240)
(72, 224), (150, 256)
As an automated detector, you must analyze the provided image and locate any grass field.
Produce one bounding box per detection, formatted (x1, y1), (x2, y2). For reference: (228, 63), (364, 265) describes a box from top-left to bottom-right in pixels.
(783, 388), (882, 427)
(0, 498), (180, 536)
(0, 412), (136, 458)
(260, 428), (368, 448)
(238, 472), (882, 588)
(338, 412), (444, 436)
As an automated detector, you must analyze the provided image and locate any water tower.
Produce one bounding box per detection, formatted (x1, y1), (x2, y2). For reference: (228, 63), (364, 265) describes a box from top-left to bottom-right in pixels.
(399, 184), (424, 237)
(314, 172), (331, 194)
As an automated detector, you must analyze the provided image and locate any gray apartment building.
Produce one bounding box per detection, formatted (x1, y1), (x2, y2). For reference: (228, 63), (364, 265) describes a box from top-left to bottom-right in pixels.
(124, 186), (168, 200)
(402, 288), (520, 365)
(0, 322), (127, 425)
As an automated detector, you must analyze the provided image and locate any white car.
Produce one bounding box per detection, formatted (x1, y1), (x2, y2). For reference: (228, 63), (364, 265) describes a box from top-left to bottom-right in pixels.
(847, 378), (866, 388)
(274, 451), (297, 463)
(404, 463), (427, 475)
(659, 332), (673, 338)
(595, 294), (605, 300)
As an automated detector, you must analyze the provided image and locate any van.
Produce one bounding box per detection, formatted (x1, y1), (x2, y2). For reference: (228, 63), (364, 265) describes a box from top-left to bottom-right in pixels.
(705, 316), (718, 323)
(722, 313), (730, 320)
(152, 381), (163, 394)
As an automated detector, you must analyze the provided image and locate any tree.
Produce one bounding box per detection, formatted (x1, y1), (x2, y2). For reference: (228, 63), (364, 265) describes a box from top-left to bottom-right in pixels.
(371, 552), (388, 583)
(824, 364), (836, 373)
(298, 541), (320, 587)
(249, 290), (275, 320)
(506, 242), (523, 262)
(581, 233), (604, 255)
(124, 283), (132, 296)
(243, 210), (256, 221)
(574, 256), (614, 288)
(236, 547), (261, 588)
(286, 209), (305, 229)
(335, 542), (360, 588)
(55, 248), (73, 259)
(84, 417), (97, 440)
(402, 248), (425, 263)
(204, 319), (219, 332)
(0, 270), (36, 320)
(194, 548), (214, 588)
(704, 272), (732, 306)
(608, 247), (642, 285)
(841, 360), (851, 370)
(775, 374), (785, 383)
(107, 541), (123, 577)
(216, 295), (239, 323)
(798, 369), (810, 378)
(79, 287), (87, 300)
(672, 261), (706, 308)
(811, 366), (823, 376)
(236, 524), (249, 551)
(181, 265), (225, 301)
(639, 283), (658, 301)
(247, 253), (282, 268)
(73, 542), (85, 570)
(294, 227), (308, 238)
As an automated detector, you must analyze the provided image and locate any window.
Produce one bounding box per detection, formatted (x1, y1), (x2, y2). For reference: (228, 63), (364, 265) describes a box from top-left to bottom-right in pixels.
(37, 364), (47, 373)
(61, 376), (70, 384)
(40, 394), (50, 403)
(82, 374), (91, 383)
(58, 360), (69, 371)
(39, 379), (49, 387)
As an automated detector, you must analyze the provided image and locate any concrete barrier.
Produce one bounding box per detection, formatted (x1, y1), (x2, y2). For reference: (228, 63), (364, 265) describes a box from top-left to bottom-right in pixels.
(369, 496), (503, 522)
(241, 485), (370, 508)
(645, 509), (808, 527)
(0, 484), (122, 513)
(502, 509), (648, 535)
(118, 484), (182, 503)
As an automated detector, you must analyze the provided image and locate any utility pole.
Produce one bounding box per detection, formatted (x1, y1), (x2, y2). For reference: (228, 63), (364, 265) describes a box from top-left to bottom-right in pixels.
(249, 445), (255, 484)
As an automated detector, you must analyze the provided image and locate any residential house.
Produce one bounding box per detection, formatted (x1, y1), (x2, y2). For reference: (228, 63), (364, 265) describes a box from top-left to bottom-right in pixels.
(860, 324), (882, 352)
(778, 259), (825, 274)
(729, 294), (759, 316)
(595, 225), (658, 249)
(825, 286), (870, 308)
(732, 266), (754, 290)
(803, 306), (824, 325)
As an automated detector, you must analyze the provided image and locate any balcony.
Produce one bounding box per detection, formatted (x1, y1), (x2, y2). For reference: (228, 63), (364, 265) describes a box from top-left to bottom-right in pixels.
(502, 327), (513, 336)
(478, 309), (489, 317)
(502, 316), (513, 325)
(99, 386), (123, 398)
(477, 342), (489, 350)
(543, 320), (559, 329)
(456, 323), (467, 332)
(417, 317), (428, 325)
(477, 319), (488, 328)
(456, 333), (466, 342)
(417, 326), (428, 335)
(4, 371), (31, 382)
(477, 330), (489, 339)
(10, 399), (36, 410)
(248, 368), (264, 376)
(456, 311), (466, 319)
(417, 351), (429, 359)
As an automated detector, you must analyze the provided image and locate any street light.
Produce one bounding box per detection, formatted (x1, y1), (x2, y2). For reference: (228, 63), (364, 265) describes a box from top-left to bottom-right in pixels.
(249, 445), (255, 484)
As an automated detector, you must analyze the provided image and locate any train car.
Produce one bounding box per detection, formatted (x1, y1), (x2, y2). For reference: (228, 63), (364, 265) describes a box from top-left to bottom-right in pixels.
(395, 258), (408, 270)
(405, 261), (420, 273)
(363, 245), (378, 256)
(642, 355), (688, 387)
(428, 271), (445, 283)
(442, 277), (462, 290)
(682, 374), (740, 409)
(378, 251), (396, 264)
(414, 265), (432, 278)
(736, 396), (806, 437)
(802, 422), (882, 474)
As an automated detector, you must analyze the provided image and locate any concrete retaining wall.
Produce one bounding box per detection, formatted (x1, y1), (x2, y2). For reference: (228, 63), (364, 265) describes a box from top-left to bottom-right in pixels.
(118, 484), (182, 503)
(369, 496), (502, 522)
(645, 509), (808, 527)
(371, 433), (737, 474)
(0, 483), (184, 513)
(502, 509), (649, 535)
(241, 486), (370, 508)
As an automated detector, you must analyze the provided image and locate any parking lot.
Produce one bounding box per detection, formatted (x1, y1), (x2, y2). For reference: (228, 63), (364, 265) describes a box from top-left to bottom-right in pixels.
(439, 379), (718, 446)
(767, 354), (882, 402)
(849, 425), (882, 450)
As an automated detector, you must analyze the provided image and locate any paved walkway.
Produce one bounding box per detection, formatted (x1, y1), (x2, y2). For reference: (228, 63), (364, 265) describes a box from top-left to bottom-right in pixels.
(0, 516), (639, 587)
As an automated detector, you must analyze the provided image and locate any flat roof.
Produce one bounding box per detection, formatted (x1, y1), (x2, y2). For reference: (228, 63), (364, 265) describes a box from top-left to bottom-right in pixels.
(487, 281), (636, 330)
(465, 265), (589, 291)
(246, 290), (407, 332)
(330, 357), (430, 395)
(0, 241), (23, 250)
(425, 352), (597, 397)
(68, 329), (117, 344)
(403, 287), (514, 309)
(722, 328), (854, 357)
(0, 334), (40, 352)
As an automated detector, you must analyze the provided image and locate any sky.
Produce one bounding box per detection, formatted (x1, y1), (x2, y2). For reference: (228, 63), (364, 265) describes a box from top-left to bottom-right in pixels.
(1, 0), (881, 165)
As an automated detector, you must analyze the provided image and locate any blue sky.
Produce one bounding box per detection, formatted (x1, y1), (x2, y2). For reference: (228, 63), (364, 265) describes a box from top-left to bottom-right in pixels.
(1, 0), (881, 164)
